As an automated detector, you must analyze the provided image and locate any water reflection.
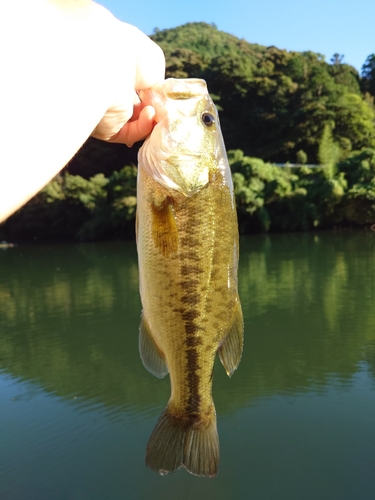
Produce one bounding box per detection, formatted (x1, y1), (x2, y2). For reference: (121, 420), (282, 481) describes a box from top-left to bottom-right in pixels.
(236, 232), (375, 400)
(0, 232), (375, 418)
(0, 243), (169, 420)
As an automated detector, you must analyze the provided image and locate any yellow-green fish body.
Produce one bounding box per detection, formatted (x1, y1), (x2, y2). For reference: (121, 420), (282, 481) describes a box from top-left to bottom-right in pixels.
(137, 78), (243, 477)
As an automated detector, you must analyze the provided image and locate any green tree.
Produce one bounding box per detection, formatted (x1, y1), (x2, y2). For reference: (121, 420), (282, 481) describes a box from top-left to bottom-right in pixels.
(296, 150), (308, 164)
(338, 149), (375, 225)
(334, 93), (375, 152)
(329, 54), (360, 93)
(331, 53), (344, 65)
(318, 123), (341, 177)
(362, 54), (375, 97)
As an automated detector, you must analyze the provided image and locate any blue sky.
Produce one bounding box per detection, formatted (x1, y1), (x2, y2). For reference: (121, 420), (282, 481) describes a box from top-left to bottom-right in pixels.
(98, 0), (374, 73)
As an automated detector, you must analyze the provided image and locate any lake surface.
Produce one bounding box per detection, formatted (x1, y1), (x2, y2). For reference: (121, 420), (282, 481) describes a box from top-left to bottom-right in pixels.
(1, 231), (375, 500)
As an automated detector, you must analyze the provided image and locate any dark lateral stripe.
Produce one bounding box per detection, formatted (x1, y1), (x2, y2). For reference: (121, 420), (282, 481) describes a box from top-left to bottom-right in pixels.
(182, 303), (203, 416)
(181, 310), (200, 322)
(185, 347), (201, 418)
(179, 197), (207, 419)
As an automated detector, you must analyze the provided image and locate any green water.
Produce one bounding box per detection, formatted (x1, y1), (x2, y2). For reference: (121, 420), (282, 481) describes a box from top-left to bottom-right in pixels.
(1, 232), (375, 500)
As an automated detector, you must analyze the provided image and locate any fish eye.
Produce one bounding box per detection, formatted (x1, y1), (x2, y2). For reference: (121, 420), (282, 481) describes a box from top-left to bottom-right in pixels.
(201, 112), (215, 127)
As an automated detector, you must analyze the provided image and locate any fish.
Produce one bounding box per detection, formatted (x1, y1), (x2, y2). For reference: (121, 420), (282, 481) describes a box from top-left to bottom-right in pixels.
(136, 78), (243, 477)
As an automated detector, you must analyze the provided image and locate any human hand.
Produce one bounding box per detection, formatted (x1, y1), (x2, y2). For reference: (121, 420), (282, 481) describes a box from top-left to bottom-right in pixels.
(0, 1), (165, 223)
(90, 20), (165, 146)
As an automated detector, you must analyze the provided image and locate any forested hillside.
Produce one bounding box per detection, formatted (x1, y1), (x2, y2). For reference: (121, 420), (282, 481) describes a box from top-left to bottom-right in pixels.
(1, 22), (375, 241)
(152, 22), (375, 163)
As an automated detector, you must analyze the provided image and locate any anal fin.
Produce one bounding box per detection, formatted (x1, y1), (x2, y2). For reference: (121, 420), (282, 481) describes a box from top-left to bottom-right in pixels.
(139, 313), (168, 378)
(218, 299), (244, 377)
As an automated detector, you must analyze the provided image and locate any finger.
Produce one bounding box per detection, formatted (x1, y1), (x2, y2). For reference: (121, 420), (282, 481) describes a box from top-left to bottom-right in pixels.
(110, 105), (156, 146)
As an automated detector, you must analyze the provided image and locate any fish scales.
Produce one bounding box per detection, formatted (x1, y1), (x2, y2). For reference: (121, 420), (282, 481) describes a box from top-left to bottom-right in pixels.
(136, 78), (243, 477)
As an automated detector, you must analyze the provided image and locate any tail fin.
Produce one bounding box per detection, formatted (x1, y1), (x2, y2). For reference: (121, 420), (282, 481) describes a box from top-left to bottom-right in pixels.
(145, 407), (219, 477)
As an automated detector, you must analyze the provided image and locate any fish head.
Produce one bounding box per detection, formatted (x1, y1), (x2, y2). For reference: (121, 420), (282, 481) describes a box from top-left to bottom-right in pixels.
(138, 78), (228, 197)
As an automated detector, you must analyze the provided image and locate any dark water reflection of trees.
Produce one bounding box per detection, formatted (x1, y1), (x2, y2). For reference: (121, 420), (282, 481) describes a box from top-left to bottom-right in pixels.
(0, 232), (374, 416)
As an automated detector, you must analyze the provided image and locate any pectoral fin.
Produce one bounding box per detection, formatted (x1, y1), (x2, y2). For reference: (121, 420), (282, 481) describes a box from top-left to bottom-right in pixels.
(218, 300), (244, 377)
(151, 196), (178, 257)
(139, 313), (168, 378)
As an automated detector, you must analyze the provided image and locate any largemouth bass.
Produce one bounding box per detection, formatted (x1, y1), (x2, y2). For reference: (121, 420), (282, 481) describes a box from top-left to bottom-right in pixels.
(136, 78), (243, 477)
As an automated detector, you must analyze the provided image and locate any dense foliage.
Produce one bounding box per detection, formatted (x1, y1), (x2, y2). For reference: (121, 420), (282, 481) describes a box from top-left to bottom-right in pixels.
(0, 166), (138, 241)
(152, 23), (375, 164)
(1, 22), (375, 240)
(1, 149), (375, 242)
(230, 148), (375, 232)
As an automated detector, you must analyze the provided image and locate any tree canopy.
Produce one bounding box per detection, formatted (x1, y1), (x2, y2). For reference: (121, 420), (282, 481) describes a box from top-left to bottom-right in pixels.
(152, 23), (375, 164)
(362, 54), (375, 97)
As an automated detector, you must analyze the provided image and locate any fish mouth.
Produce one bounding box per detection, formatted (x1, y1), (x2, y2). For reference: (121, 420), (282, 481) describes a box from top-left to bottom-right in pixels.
(138, 79), (210, 124)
